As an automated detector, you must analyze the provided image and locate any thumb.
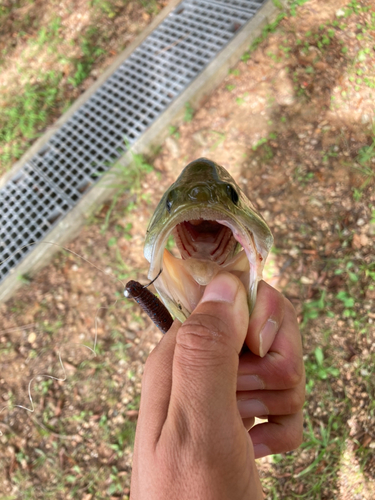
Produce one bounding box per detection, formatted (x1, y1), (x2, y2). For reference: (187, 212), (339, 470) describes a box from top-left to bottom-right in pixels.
(169, 272), (249, 427)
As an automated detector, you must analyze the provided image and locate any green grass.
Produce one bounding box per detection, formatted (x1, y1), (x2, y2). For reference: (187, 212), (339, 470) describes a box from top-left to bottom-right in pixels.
(0, 0), (36, 25)
(100, 145), (154, 229)
(289, 0), (310, 17)
(291, 203), (375, 494)
(138, 0), (160, 15)
(352, 135), (375, 200)
(32, 16), (63, 47)
(90, 0), (123, 18)
(0, 71), (63, 166)
(168, 125), (180, 139)
(235, 92), (249, 105)
(68, 27), (106, 87)
(252, 135), (272, 151)
(109, 420), (137, 457)
(250, 132), (278, 163)
(305, 347), (340, 393)
(0, 0), (164, 175)
(241, 12), (286, 61)
(301, 290), (329, 326)
(297, 408), (348, 495)
(184, 102), (194, 122)
(262, 396), (351, 498)
(209, 130), (226, 150)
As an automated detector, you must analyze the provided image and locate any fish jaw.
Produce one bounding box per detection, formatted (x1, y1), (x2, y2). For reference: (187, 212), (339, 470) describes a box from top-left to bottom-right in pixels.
(157, 247), (253, 322)
(145, 207), (270, 322)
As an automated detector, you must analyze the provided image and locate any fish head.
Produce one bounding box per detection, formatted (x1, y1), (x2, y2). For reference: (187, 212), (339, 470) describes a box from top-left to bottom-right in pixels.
(144, 158), (273, 322)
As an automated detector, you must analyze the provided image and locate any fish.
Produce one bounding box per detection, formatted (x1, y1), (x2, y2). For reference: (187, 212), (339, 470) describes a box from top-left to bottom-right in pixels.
(144, 158), (273, 323)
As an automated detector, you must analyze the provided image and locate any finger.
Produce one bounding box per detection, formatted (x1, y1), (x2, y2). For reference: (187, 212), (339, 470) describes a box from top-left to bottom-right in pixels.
(237, 385), (305, 419)
(238, 298), (304, 391)
(245, 281), (285, 357)
(249, 411), (304, 458)
(131, 321), (179, 498)
(137, 320), (180, 444)
(169, 272), (249, 434)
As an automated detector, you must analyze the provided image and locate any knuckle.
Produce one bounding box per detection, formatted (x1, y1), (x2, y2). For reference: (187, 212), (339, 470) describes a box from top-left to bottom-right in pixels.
(177, 315), (228, 351)
(295, 426), (304, 448)
(290, 425), (303, 450)
(284, 296), (298, 319)
(277, 355), (305, 388)
(283, 413), (304, 452)
(286, 386), (305, 414)
(175, 315), (232, 367)
(280, 425), (303, 453)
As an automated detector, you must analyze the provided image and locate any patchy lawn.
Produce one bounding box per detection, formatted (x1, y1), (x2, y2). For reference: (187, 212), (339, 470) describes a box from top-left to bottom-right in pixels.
(0, 0), (169, 175)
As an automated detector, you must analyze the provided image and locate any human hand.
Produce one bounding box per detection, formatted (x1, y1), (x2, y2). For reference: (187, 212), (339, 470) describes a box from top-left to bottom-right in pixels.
(236, 281), (305, 458)
(131, 272), (264, 500)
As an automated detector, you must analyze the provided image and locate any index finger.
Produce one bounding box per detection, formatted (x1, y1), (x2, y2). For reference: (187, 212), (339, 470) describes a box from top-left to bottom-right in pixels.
(137, 320), (179, 445)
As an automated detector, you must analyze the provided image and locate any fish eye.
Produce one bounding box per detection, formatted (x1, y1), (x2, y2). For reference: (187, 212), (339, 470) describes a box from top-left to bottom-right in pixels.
(166, 196), (173, 213)
(166, 188), (178, 213)
(226, 184), (239, 205)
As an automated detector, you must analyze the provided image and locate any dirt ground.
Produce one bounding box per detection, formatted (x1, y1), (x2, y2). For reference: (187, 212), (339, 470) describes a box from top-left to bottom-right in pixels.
(1, 0), (375, 498)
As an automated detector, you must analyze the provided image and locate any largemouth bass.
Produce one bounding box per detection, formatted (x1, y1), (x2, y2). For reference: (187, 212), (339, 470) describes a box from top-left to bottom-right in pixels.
(144, 158), (273, 323)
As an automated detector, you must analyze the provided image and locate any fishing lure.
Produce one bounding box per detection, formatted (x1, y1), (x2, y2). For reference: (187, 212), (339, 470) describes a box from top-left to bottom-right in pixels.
(124, 280), (173, 334)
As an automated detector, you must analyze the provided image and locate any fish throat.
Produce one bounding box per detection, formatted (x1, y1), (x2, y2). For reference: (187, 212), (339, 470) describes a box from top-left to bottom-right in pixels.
(174, 219), (238, 264)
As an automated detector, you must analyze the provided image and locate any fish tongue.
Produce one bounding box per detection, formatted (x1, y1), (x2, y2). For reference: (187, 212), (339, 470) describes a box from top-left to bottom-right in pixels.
(182, 258), (221, 286)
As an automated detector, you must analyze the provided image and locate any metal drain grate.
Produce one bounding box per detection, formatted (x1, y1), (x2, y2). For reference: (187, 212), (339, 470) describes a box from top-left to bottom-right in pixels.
(0, 0), (266, 282)
(0, 165), (72, 275)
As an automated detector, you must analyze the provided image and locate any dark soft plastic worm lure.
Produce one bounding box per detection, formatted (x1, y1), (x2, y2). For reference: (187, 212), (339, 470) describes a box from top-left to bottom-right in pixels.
(124, 280), (174, 334)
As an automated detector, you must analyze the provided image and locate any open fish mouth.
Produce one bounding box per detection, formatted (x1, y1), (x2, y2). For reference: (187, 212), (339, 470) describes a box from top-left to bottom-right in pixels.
(144, 158), (273, 322)
(174, 219), (237, 264)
